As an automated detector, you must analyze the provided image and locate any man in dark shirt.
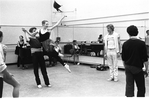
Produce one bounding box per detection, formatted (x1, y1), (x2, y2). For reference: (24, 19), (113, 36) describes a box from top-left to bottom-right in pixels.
(122, 25), (148, 97)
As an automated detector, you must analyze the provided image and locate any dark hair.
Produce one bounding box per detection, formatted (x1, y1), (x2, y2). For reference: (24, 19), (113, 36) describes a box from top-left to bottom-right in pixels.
(42, 20), (48, 25)
(19, 35), (23, 38)
(146, 30), (149, 33)
(0, 31), (3, 38)
(99, 34), (102, 38)
(127, 25), (138, 36)
(29, 27), (37, 33)
(73, 40), (77, 43)
(106, 24), (114, 31)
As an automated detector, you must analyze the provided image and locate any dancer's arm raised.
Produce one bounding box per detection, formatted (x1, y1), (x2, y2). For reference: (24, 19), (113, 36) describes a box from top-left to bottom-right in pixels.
(49, 16), (66, 30)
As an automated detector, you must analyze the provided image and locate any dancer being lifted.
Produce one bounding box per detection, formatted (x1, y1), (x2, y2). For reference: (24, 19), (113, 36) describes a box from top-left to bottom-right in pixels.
(22, 16), (71, 73)
(22, 27), (51, 88)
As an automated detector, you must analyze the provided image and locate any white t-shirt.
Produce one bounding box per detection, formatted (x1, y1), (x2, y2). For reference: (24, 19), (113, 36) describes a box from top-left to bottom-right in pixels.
(107, 35), (116, 49)
(74, 45), (80, 49)
(0, 43), (7, 78)
(104, 32), (120, 53)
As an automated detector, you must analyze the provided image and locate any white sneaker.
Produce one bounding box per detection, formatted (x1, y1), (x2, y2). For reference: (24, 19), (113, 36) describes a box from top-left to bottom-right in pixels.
(107, 78), (114, 81)
(59, 53), (64, 57)
(64, 64), (71, 73)
(114, 78), (119, 82)
(47, 84), (52, 87)
(37, 85), (42, 88)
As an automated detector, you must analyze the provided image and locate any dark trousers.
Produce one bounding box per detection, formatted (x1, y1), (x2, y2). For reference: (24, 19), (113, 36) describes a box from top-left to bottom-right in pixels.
(17, 48), (25, 67)
(0, 78), (3, 98)
(125, 65), (145, 97)
(17, 56), (24, 67)
(47, 50), (65, 66)
(32, 52), (50, 85)
(146, 45), (149, 57)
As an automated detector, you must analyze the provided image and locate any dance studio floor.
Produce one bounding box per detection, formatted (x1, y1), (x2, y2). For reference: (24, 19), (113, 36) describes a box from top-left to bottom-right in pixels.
(2, 62), (149, 97)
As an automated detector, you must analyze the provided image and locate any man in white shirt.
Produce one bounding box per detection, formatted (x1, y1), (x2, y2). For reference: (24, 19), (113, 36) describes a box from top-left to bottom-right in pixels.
(104, 24), (121, 82)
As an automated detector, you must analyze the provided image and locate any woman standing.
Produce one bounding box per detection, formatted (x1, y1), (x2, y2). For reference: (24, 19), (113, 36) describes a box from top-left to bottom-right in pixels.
(16, 35), (26, 69)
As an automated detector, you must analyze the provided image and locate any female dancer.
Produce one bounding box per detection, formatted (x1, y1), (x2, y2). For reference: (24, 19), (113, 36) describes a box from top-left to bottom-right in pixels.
(23, 16), (71, 73)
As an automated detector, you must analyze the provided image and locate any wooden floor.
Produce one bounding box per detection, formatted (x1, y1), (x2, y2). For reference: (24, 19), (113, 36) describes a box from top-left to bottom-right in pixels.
(2, 62), (149, 97)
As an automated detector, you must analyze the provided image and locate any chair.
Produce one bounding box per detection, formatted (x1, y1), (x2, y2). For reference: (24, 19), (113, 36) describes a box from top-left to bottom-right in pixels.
(63, 44), (73, 63)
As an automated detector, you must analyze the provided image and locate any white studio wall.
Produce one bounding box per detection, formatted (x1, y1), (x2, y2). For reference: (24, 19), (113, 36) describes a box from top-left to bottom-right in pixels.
(0, 0), (52, 26)
(0, 0), (149, 64)
(51, 0), (149, 42)
(0, 0), (53, 64)
(0, 0), (52, 44)
(56, 12), (149, 42)
(52, 0), (149, 21)
(0, 0), (149, 44)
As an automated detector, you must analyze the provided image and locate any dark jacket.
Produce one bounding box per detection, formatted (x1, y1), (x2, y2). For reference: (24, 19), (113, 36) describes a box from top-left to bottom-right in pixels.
(122, 38), (148, 69)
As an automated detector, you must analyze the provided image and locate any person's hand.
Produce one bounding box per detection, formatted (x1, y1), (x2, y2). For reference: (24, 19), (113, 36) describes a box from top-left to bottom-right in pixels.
(47, 29), (50, 31)
(104, 53), (107, 60)
(117, 52), (121, 58)
(144, 71), (148, 78)
(62, 15), (67, 19)
(2, 44), (7, 51)
(22, 28), (27, 32)
(2, 44), (7, 56)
